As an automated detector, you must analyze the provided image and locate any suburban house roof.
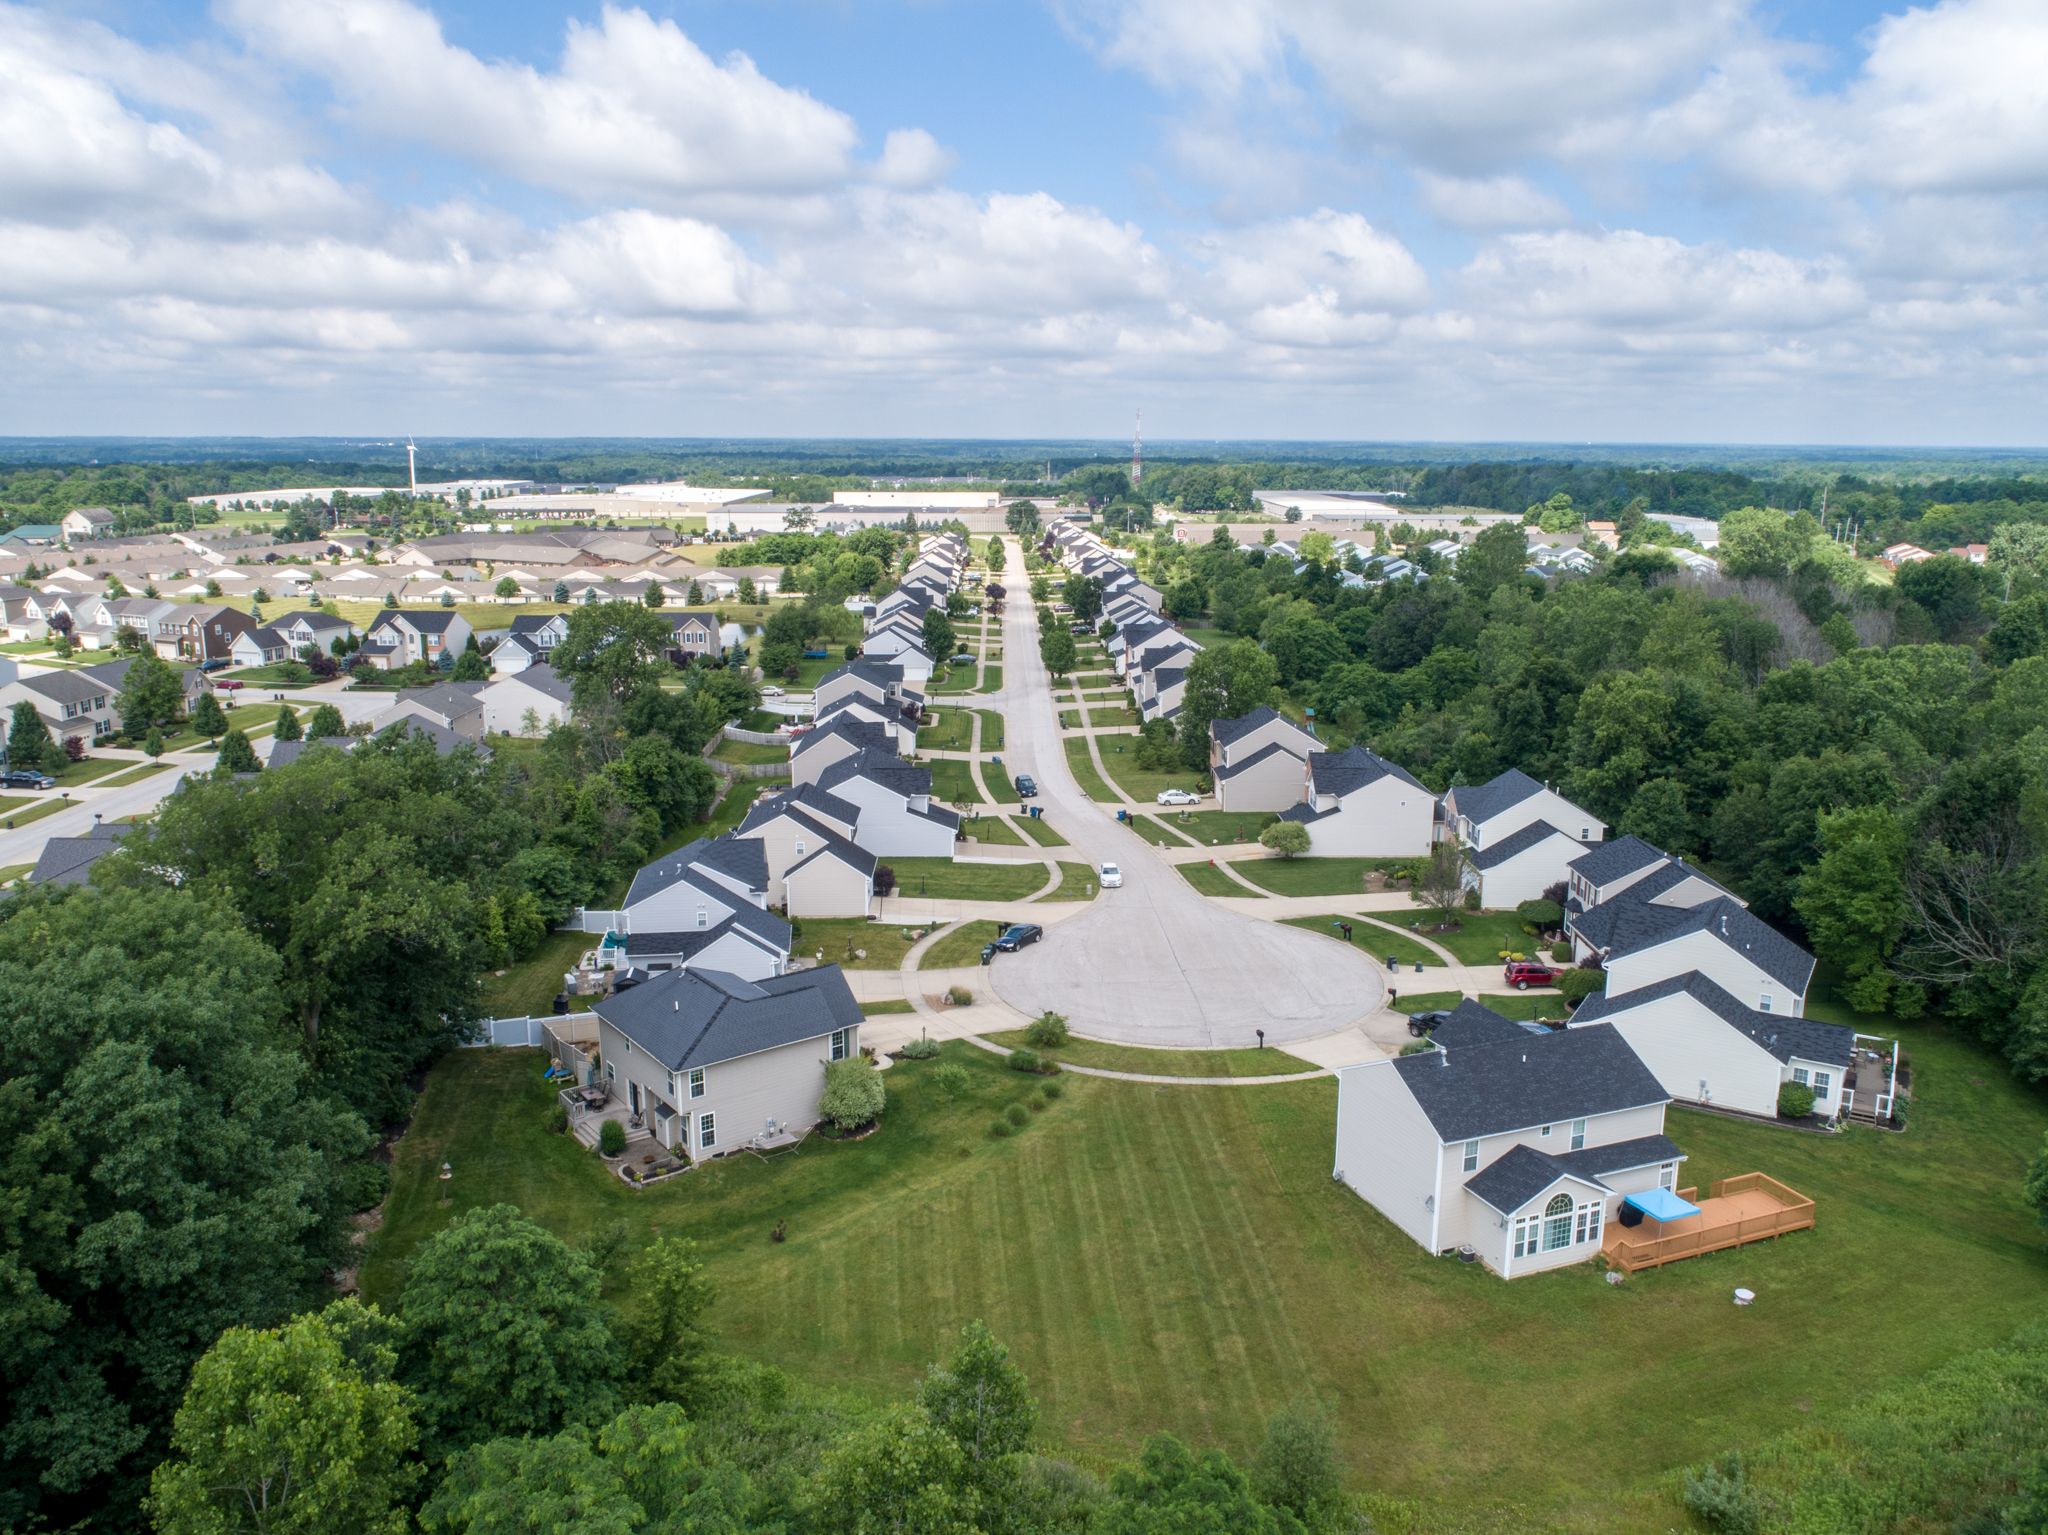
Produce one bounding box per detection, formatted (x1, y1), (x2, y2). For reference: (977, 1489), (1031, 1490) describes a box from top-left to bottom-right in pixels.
(1308, 745), (1426, 798)
(1567, 835), (1667, 887)
(1572, 971), (1852, 1066)
(1431, 999), (1545, 1049)
(15, 670), (112, 707)
(1469, 820), (1578, 871)
(372, 718), (492, 759)
(1607, 896), (1816, 994)
(486, 663), (572, 703)
(369, 608), (462, 632)
(622, 834), (771, 905)
(1210, 705), (1290, 748)
(1388, 1023), (1668, 1142)
(788, 828), (878, 880)
(1569, 859), (1743, 949)
(268, 736), (355, 768)
(1448, 768), (1547, 827)
(594, 963), (863, 1071)
(1212, 740), (1302, 783)
(25, 822), (127, 886)
(744, 781), (863, 831)
(1463, 1134), (1687, 1215)
(816, 748), (932, 801)
(820, 658), (905, 691)
(791, 718), (896, 761)
(508, 613), (567, 636)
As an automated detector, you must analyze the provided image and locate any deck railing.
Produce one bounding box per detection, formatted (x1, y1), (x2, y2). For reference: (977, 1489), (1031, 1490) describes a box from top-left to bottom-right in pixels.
(1603, 1172), (1815, 1274)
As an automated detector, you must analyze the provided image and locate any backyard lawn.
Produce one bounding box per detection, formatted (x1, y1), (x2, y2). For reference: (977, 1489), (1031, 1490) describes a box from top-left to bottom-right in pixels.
(479, 929), (589, 1020)
(1093, 733), (1207, 803)
(1177, 861), (1257, 897)
(363, 1021), (2048, 1529)
(979, 761), (1020, 803)
(1035, 861), (1100, 901)
(917, 709), (974, 752)
(983, 1031), (1319, 1078)
(1233, 857), (1404, 897)
(712, 739), (789, 767)
(1062, 737), (1117, 801)
(704, 783), (769, 840)
(790, 918), (915, 970)
(885, 857), (1050, 901)
(1013, 815), (1068, 847)
(919, 919), (1005, 969)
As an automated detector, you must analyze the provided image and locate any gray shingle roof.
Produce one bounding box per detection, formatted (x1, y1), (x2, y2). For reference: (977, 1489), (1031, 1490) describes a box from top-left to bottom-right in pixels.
(1573, 969), (1843, 1061)
(595, 963), (863, 1071)
(1470, 820), (1577, 871)
(1431, 999), (1543, 1049)
(623, 833), (768, 906)
(1609, 896), (1816, 994)
(488, 663), (572, 703)
(1448, 768), (1546, 827)
(1211, 706), (1285, 748)
(791, 718), (895, 761)
(1213, 739), (1305, 782)
(1388, 1023), (1668, 1141)
(1463, 1134), (1686, 1215)
(268, 735), (354, 767)
(742, 782), (863, 836)
(26, 822), (127, 886)
(1307, 745), (1426, 798)
(817, 748), (931, 801)
(1567, 835), (1667, 887)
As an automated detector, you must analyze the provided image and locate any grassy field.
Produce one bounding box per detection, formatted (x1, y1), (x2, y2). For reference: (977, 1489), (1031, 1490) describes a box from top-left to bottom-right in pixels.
(363, 1022), (2048, 1527)
(1013, 815), (1068, 847)
(886, 857), (1050, 902)
(1280, 916), (1442, 969)
(917, 709), (974, 752)
(1423, 912), (1548, 965)
(1036, 861), (1100, 902)
(1062, 737), (1118, 801)
(962, 812), (1025, 846)
(925, 758), (983, 806)
(1088, 707), (1135, 727)
(861, 1000), (916, 1017)
(1130, 815), (1197, 848)
(1094, 734), (1208, 803)
(984, 1031), (1319, 1078)
(1177, 861), (1257, 897)
(0, 796), (75, 830)
(705, 783), (769, 840)
(976, 710), (1006, 751)
(978, 665), (1002, 692)
(1233, 858), (1402, 897)
(979, 761), (1021, 803)
(96, 762), (175, 788)
(791, 918), (914, 970)
(712, 739), (789, 767)
(1168, 809), (1284, 846)
(920, 920), (1005, 969)
(479, 929), (588, 1019)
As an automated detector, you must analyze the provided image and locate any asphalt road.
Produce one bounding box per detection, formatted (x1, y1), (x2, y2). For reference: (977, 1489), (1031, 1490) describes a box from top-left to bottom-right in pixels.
(983, 540), (1394, 1048)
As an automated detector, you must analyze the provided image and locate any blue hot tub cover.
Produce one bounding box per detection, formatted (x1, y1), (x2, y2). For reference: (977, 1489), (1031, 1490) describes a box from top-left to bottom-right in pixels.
(1625, 1187), (1702, 1222)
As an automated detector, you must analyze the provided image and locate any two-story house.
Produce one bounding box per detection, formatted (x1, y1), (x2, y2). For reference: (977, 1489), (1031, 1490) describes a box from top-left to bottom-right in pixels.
(790, 717), (898, 787)
(664, 609), (722, 665)
(736, 784), (877, 916)
(478, 664), (573, 735)
(615, 834), (794, 980)
(1275, 745), (1434, 857)
(813, 750), (961, 856)
(155, 603), (258, 663)
(1333, 1007), (1680, 1279)
(359, 609), (472, 670)
(1209, 706), (1320, 812)
(591, 963), (864, 1159)
(0, 668), (118, 747)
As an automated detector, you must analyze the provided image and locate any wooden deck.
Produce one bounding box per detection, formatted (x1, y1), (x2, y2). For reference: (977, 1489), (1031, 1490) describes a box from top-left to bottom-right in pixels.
(1603, 1173), (1815, 1274)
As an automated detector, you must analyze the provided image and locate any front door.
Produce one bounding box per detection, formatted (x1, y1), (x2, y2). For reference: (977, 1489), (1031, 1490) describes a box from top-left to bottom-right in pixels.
(629, 1081), (641, 1117)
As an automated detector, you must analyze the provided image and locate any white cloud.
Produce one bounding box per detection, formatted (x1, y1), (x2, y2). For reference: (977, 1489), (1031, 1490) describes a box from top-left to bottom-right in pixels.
(1415, 173), (1571, 229)
(867, 129), (958, 190)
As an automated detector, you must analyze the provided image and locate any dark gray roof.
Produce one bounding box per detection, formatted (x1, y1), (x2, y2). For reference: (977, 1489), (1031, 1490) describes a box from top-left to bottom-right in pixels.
(26, 822), (127, 886)
(1569, 858), (1739, 952)
(1431, 999), (1543, 1049)
(1277, 800), (1341, 826)
(1464, 1134), (1686, 1215)
(1213, 740), (1305, 782)
(1573, 970), (1845, 1062)
(1211, 706), (1286, 748)
(1567, 835), (1667, 888)
(508, 613), (566, 636)
(817, 748), (931, 801)
(371, 718), (492, 759)
(387, 683), (485, 717)
(268, 735), (354, 767)
(820, 658), (905, 691)
(1470, 820), (1577, 871)
(742, 782), (863, 836)
(370, 608), (462, 632)
(623, 833), (767, 906)
(1449, 768), (1547, 827)
(1610, 896), (1816, 994)
(1388, 1023), (1668, 1141)
(1152, 666), (1186, 691)
(487, 663), (572, 703)
(790, 718), (895, 761)
(1307, 745), (1426, 798)
(594, 963), (863, 1071)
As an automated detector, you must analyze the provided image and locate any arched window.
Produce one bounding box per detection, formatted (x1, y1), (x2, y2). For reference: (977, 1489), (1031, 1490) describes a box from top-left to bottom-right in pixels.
(1542, 1192), (1575, 1252)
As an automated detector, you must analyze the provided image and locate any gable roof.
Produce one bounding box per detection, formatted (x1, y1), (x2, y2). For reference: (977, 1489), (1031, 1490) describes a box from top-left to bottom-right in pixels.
(1308, 745), (1426, 798)
(26, 821), (127, 886)
(1387, 1023), (1667, 1142)
(741, 781), (863, 836)
(816, 748), (932, 801)
(1211, 705), (1293, 748)
(1449, 768), (1547, 826)
(1430, 999), (1544, 1049)
(790, 717), (895, 760)
(623, 833), (769, 907)
(486, 663), (572, 703)
(820, 657), (905, 692)
(1568, 835), (1667, 887)
(1572, 971), (1852, 1066)
(1212, 739), (1306, 782)
(1470, 820), (1579, 871)
(594, 963), (863, 1071)
(1605, 898), (1818, 996)
(1464, 1134), (1686, 1215)
(508, 612), (567, 636)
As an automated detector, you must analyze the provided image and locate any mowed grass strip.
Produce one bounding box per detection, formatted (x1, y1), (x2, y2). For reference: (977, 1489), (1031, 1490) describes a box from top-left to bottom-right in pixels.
(978, 665), (1003, 691)
(1131, 815), (1197, 848)
(886, 857), (1049, 901)
(919, 920), (1005, 969)
(980, 761), (1021, 803)
(96, 762), (175, 788)
(861, 999), (916, 1016)
(1088, 707), (1135, 727)
(975, 709), (1006, 751)
(0, 796), (74, 830)
(712, 739), (789, 766)
(1013, 815), (1068, 847)
(985, 1031), (1320, 1078)
(1093, 733), (1207, 803)
(917, 709), (973, 751)
(963, 811), (1025, 846)
(1177, 860), (1258, 897)
(1034, 862), (1098, 901)
(1062, 737), (1118, 801)
(1233, 857), (1404, 897)
(1168, 809), (1284, 847)
(791, 918), (915, 970)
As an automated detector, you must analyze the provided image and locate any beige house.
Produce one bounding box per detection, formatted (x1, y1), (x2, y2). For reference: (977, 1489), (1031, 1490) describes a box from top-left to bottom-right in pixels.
(591, 964), (864, 1157)
(790, 718), (897, 787)
(1209, 706), (1319, 812)
(368, 682), (486, 740)
(735, 785), (874, 914)
(1274, 745), (1433, 857)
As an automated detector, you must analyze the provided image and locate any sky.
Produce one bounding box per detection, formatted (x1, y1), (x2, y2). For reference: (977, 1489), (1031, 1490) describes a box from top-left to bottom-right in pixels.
(4, 0), (2047, 444)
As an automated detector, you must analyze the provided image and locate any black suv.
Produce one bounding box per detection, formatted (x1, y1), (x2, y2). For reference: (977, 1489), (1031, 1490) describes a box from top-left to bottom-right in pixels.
(1, 769), (56, 790)
(1407, 1009), (1456, 1038)
(1015, 774), (1038, 798)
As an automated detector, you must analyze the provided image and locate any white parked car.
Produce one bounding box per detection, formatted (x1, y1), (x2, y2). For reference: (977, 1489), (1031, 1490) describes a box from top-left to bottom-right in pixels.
(1100, 862), (1122, 888)
(1156, 789), (1200, 806)
(760, 685), (785, 697)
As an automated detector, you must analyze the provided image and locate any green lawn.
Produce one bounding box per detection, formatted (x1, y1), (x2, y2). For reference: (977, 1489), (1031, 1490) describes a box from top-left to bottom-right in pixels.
(0, 861), (34, 886)
(978, 665), (1002, 692)
(790, 918), (914, 970)
(1280, 916), (1441, 969)
(52, 755), (143, 787)
(979, 761), (1021, 803)
(1035, 861), (1100, 902)
(962, 811), (1025, 846)
(1013, 815), (1068, 847)
(1388, 990), (1464, 1015)
(1481, 992), (1570, 1022)
(885, 857), (1050, 902)
(1094, 733), (1208, 803)
(479, 929), (589, 1020)
(704, 782), (769, 840)
(919, 919), (1005, 969)
(1062, 737), (1118, 801)
(916, 709), (974, 752)
(0, 796), (73, 830)
(160, 703), (285, 751)
(363, 1024), (2048, 1526)
(861, 1000), (916, 1016)
(975, 710), (1006, 751)
(96, 762), (175, 788)
(711, 739), (789, 767)
(1131, 815), (1197, 848)
(1177, 860), (1258, 897)
(984, 1032), (1319, 1078)
(1233, 857), (1403, 897)
(1423, 912), (1549, 965)
(1075, 673), (1119, 687)
(1168, 809), (1286, 847)
(1088, 707), (1135, 727)
(925, 758), (984, 807)
(224, 663), (318, 684)
(929, 664), (980, 694)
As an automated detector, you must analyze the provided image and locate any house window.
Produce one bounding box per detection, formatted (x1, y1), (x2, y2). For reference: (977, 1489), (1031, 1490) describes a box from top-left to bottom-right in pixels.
(1581, 826), (1590, 840)
(689, 1068), (705, 1099)
(1792, 1067), (1809, 1086)
(1542, 1193), (1575, 1252)
(1513, 1214), (1537, 1259)
(794, 840), (805, 857)
(698, 1112), (716, 1150)
(830, 1029), (849, 1062)
(1760, 994), (1773, 1012)
(1570, 1119), (1586, 1151)
(1575, 1200), (1602, 1245)
(1540, 1124), (1551, 1138)
(1659, 1163), (1676, 1191)
(696, 906), (708, 929)
(1811, 1072), (1832, 1100)
(1462, 1139), (1479, 1173)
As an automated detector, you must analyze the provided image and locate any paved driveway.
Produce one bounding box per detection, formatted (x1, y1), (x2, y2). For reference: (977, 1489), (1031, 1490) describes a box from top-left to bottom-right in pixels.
(981, 541), (1395, 1049)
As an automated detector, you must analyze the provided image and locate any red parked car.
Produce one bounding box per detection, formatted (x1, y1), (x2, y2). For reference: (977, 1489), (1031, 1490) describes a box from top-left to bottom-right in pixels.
(1503, 960), (1562, 991)
(213, 679), (244, 692)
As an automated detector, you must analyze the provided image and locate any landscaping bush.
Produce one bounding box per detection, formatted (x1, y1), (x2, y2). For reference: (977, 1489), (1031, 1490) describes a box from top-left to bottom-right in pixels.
(821, 1055), (886, 1130)
(947, 985), (973, 1007)
(1516, 898), (1564, 927)
(988, 1117), (1013, 1138)
(545, 1103), (570, 1135)
(1005, 1102), (1030, 1127)
(1779, 1081), (1817, 1120)
(340, 1159), (390, 1212)
(931, 1064), (970, 1097)
(1259, 821), (1311, 859)
(1040, 1080), (1064, 1102)
(1463, 888), (1481, 911)
(874, 864), (897, 897)
(1558, 968), (1606, 1005)
(1682, 1452), (1761, 1535)
(1551, 940), (1573, 962)
(599, 1118), (626, 1156)
(1007, 1048), (1041, 1073)
(1025, 1010), (1070, 1048)
(898, 1037), (941, 1060)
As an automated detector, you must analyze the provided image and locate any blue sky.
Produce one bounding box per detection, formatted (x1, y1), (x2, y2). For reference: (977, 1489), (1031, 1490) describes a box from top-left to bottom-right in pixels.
(7, 0), (2047, 443)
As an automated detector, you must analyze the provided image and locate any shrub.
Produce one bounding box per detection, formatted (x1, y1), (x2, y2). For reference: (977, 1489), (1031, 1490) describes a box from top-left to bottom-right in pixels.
(931, 1064), (971, 1097)
(1682, 1452), (1761, 1535)
(1024, 1010), (1070, 1048)
(947, 985), (973, 1006)
(1558, 968), (1606, 1005)
(1463, 888), (1481, 911)
(898, 1036), (941, 1060)
(1259, 821), (1312, 858)
(1005, 1102), (1030, 1127)
(1516, 898), (1565, 927)
(1040, 1080), (1064, 1101)
(1779, 1081), (1817, 1120)
(340, 1159), (390, 1211)
(1551, 940), (1573, 962)
(874, 864), (897, 897)
(1007, 1048), (1041, 1073)
(988, 1118), (1013, 1138)
(545, 1103), (570, 1134)
(599, 1118), (626, 1156)
(821, 1056), (886, 1130)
